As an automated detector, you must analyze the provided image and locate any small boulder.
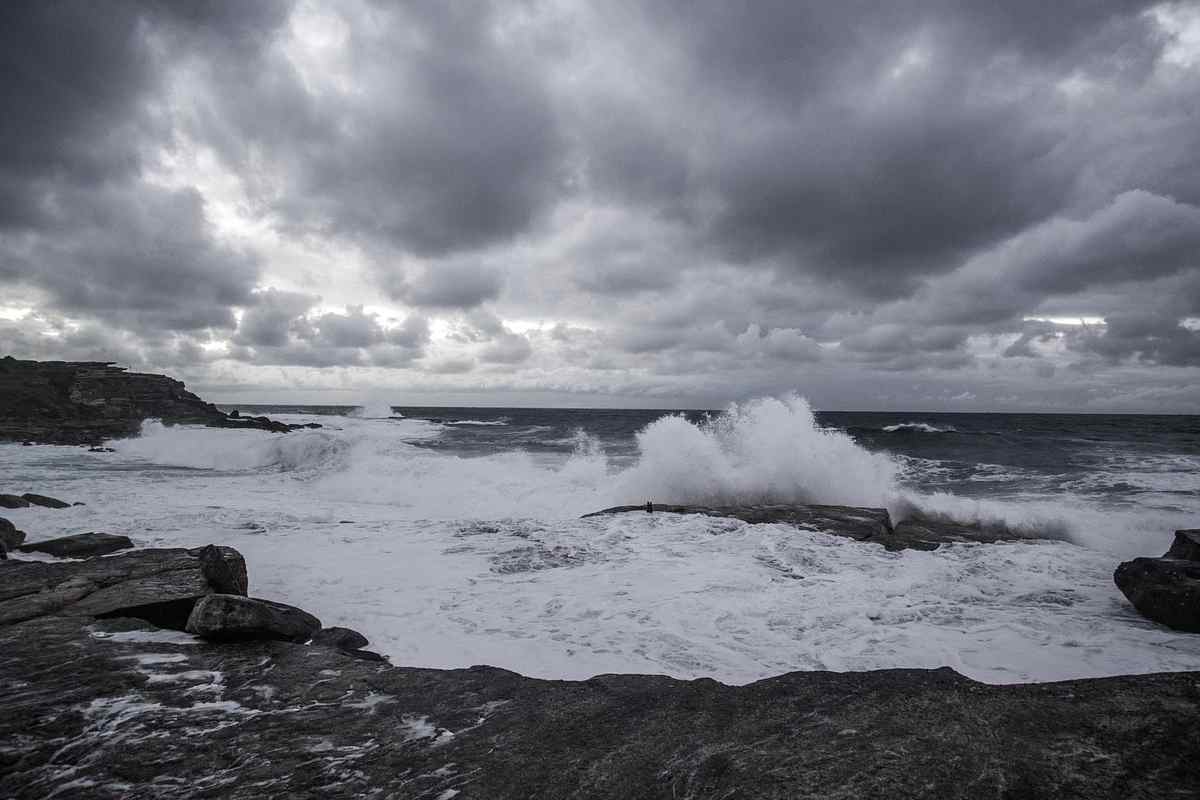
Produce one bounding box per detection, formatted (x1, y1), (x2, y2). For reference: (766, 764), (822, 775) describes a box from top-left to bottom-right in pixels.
(1165, 530), (1200, 562)
(1114, 557), (1200, 633)
(21, 493), (71, 509)
(186, 594), (321, 643)
(18, 532), (134, 558)
(0, 517), (26, 550)
(311, 626), (370, 651)
(0, 494), (31, 509)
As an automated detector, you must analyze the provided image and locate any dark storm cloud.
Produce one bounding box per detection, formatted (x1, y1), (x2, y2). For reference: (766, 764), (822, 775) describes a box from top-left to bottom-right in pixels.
(1071, 313), (1200, 366)
(0, 0), (289, 332)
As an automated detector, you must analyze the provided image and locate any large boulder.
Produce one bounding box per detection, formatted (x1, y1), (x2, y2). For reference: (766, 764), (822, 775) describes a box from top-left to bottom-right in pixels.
(1114, 557), (1200, 633)
(186, 594), (321, 643)
(0, 545), (247, 627)
(1115, 528), (1200, 632)
(21, 493), (71, 509)
(17, 532), (134, 558)
(0, 493), (30, 509)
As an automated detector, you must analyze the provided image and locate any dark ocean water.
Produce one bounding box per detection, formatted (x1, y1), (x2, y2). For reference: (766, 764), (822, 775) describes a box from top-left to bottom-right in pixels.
(224, 405), (1200, 514)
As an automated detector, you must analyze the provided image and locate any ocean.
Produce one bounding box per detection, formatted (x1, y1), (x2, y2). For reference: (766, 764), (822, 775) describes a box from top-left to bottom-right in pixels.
(3, 394), (1199, 685)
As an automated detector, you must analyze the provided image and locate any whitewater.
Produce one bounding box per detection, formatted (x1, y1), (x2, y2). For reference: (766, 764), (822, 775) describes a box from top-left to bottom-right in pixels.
(3, 395), (1199, 685)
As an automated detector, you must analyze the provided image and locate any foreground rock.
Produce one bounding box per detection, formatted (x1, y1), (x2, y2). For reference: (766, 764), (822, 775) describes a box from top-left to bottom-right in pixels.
(0, 357), (293, 444)
(0, 545), (246, 626)
(0, 517), (24, 550)
(1115, 529), (1200, 633)
(16, 531), (134, 558)
(186, 594), (321, 643)
(583, 504), (1037, 552)
(0, 613), (1197, 799)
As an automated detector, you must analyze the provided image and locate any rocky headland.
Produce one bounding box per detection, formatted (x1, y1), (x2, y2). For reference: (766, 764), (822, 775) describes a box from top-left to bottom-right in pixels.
(0, 356), (306, 445)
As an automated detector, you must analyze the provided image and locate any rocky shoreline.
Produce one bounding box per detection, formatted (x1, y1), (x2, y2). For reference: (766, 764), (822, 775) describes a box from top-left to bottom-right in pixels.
(0, 357), (305, 445)
(1, 493), (1199, 797)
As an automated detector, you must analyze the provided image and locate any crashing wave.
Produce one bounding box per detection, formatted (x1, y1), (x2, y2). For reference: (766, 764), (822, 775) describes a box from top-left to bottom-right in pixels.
(882, 422), (956, 434)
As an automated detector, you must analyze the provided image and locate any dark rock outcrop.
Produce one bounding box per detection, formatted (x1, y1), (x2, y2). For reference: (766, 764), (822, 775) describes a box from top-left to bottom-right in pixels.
(20, 492), (71, 508)
(1166, 529), (1200, 561)
(0, 493), (30, 508)
(0, 356), (292, 444)
(0, 517), (24, 550)
(16, 531), (134, 558)
(1115, 530), (1200, 633)
(311, 625), (370, 651)
(2, 612), (1198, 799)
(186, 594), (321, 643)
(0, 545), (246, 627)
(583, 504), (1038, 552)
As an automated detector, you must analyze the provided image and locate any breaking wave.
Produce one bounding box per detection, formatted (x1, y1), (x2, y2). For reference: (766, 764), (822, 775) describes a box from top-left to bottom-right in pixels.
(115, 421), (348, 472)
(882, 422), (957, 434)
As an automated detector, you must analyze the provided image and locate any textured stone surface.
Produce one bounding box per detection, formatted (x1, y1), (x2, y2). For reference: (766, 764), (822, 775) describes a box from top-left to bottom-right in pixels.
(0, 357), (290, 444)
(1, 613), (1199, 799)
(0, 546), (246, 626)
(186, 594), (321, 643)
(17, 532), (134, 558)
(1115, 556), (1200, 633)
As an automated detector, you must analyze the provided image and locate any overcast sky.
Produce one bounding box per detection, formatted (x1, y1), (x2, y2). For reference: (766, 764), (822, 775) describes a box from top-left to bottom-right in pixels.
(2, 1), (1199, 410)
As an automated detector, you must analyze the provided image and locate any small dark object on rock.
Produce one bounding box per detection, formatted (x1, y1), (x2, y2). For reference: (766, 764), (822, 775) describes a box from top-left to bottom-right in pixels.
(195, 544), (249, 595)
(229, 409), (240, 418)
(18, 532), (134, 558)
(21, 441), (33, 446)
(186, 594), (321, 643)
(311, 626), (370, 650)
(0, 494), (31, 509)
(22, 493), (71, 509)
(1165, 529), (1200, 561)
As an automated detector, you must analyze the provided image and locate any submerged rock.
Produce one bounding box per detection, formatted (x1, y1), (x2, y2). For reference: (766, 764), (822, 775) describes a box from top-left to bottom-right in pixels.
(1115, 530), (1200, 633)
(186, 594), (321, 643)
(583, 504), (1038, 552)
(17, 531), (134, 558)
(20, 492), (71, 508)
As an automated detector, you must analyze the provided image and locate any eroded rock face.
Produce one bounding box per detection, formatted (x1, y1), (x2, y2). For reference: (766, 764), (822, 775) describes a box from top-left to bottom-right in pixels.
(186, 594), (321, 643)
(1115, 556), (1200, 633)
(1, 614), (1198, 799)
(17, 532), (134, 558)
(0, 357), (292, 444)
(0, 546), (247, 627)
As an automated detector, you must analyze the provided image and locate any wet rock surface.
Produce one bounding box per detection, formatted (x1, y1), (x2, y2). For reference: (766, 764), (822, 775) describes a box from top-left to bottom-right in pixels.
(16, 532), (134, 558)
(186, 594), (321, 643)
(0, 546), (246, 626)
(0, 517), (25, 550)
(0, 612), (1197, 799)
(1115, 530), (1200, 633)
(0, 493), (31, 508)
(20, 492), (71, 508)
(0, 357), (293, 444)
(311, 625), (370, 651)
(583, 504), (1033, 551)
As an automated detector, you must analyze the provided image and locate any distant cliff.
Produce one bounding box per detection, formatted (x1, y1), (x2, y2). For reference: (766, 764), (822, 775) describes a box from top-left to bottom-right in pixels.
(0, 356), (289, 444)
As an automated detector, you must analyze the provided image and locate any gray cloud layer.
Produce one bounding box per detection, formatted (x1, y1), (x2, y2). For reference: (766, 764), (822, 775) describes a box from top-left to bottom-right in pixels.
(1, 0), (1198, 410)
